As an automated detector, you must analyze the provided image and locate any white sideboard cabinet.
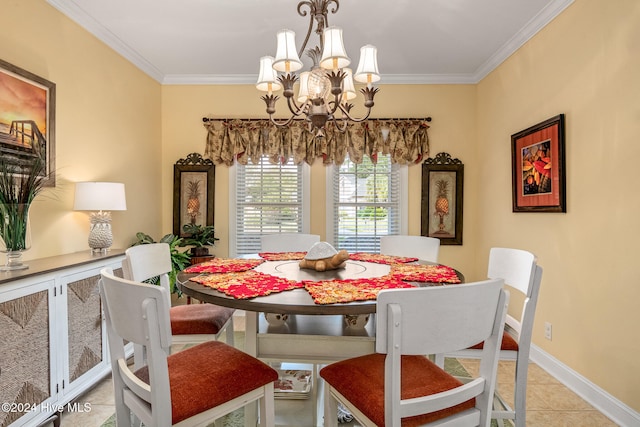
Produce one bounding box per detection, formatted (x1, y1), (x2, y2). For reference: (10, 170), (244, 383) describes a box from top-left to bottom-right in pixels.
(0, 250), (125, 427)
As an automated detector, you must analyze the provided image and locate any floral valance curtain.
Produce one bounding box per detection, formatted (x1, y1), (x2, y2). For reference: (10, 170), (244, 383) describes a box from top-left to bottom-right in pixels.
(203, 119), (430, 166)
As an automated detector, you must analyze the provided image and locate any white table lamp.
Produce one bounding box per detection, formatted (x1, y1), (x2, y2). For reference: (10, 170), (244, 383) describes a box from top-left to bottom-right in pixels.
(73, 182), (127, 253)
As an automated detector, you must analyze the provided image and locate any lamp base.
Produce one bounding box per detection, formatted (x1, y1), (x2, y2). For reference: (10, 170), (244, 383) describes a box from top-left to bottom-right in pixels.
(91, 247), (110, 255)
(88, 221), (113, 253)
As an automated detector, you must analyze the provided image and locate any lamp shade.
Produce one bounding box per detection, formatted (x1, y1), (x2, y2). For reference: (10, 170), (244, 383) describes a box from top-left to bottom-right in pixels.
(273, 29), (303, 73)
(256, 56), (282, 93)
(354, 45), (380, 84)
(319, 27), (350, 70)
(73, 182), (127, 211)
(341, 68), (357, 101)
(297, 71), (311, 103)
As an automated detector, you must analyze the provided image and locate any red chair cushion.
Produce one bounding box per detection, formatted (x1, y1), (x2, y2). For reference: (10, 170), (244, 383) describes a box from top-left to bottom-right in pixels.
(320, 353), (475, 427)
(169, 303), (235, 335)
(135, 341), (278, 424)
(469, 329), (519, 351)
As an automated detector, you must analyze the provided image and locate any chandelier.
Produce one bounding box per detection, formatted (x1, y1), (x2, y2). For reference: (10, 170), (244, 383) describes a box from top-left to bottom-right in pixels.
(256, 0), (380, 136)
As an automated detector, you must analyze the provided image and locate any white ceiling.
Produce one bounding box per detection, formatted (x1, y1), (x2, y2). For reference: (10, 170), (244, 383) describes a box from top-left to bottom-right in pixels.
(46, 0), (574, 85)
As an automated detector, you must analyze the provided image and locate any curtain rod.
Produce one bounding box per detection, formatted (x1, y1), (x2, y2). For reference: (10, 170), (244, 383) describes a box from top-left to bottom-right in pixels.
(202, 117), (432, 123)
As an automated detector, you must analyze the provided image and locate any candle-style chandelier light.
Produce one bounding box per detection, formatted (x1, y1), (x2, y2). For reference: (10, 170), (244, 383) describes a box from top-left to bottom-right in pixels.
(256, 0), (380, 136)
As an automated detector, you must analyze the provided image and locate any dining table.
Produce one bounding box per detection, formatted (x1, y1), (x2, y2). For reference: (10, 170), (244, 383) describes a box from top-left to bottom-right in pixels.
(176, 252), (464, 427)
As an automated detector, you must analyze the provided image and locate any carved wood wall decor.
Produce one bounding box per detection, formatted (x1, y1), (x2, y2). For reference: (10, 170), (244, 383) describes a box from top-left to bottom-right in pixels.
(421, 152), (464, 245)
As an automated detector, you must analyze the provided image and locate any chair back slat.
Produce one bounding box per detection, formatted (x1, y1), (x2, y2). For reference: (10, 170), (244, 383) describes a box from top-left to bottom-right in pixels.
(99, 267), (172, 351)
(260, 233), (320, 252)
(488, 248), (542, 342)
(513, 264), (543, 350)
(376, 279), (506, 356)
(124, 243), (173, 299)
(379, 235), (440, 263)
(377, 279), (509, 426)
(100, 267), (173, 424)
(488, 247), (536, 296)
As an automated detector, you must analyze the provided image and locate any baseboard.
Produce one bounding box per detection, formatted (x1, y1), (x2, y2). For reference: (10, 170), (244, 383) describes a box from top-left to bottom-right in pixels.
(529, 344), (640, 426)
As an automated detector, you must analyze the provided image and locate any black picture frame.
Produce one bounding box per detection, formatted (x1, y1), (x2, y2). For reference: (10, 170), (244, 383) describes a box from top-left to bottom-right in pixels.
(173, 153), (215, 236)
(511, 114), (566, 212)
(0, 59), (56, 186)
(421, 152), (464, 245)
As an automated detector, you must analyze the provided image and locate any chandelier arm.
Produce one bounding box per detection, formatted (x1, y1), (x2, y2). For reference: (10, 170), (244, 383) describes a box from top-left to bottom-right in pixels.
(326, 94), (343, 116)
(286, 97), (309, 118)
(331, 116), (350, 133)
(268, 115), (296, 128)
(336, 103), (374, 123)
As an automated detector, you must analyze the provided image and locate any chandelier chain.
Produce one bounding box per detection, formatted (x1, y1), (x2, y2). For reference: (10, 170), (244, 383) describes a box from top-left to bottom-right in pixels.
(297, 0), (339, 59)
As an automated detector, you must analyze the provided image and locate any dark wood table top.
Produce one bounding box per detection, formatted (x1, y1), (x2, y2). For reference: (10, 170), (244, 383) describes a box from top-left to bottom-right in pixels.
(176, 258), (464, 316)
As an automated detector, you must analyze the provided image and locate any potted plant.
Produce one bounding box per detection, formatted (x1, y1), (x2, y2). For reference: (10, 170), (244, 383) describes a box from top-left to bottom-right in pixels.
(0, 155), (50, 271)
(179, 223), (219, 257)
(131, 232), (191, 293)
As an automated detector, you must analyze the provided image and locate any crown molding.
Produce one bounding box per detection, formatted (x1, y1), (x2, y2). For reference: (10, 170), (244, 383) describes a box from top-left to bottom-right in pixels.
(46, 0), (165, 83)
(162, 74), (258, 85)
(472, 0), (575, 81)
(47, 0), (575, 86)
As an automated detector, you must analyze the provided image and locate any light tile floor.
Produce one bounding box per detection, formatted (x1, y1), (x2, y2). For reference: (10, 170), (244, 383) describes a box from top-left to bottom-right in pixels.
(53, 314), (619, 427)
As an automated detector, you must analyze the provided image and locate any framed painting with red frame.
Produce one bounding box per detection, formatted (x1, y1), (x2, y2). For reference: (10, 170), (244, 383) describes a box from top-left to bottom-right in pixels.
(0, 59), (56, 186)
(512, 114), (566, 213)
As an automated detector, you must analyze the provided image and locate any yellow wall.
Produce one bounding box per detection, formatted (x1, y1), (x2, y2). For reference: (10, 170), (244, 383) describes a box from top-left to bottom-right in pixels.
(476, 0), (640, 410)
(160, 84), (479, 276)
(4, 0), (639, 415)
(1, 0), (163, 259)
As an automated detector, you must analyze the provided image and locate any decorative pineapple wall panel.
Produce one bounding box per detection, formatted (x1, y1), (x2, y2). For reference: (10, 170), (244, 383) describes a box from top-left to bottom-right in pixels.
(173, 153), (215, 236)
(421, 152), (464, 245)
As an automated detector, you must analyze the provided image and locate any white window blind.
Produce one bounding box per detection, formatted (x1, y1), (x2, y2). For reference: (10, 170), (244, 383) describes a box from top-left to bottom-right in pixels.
(328, 154), (406, 253)
(233, 157), (306, 255)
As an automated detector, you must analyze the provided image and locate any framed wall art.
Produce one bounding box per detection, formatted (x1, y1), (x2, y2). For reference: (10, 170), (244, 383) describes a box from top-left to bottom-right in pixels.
(421, 152), (464, 245)
(0, 59), (56, 186)
(173, 153), (215, 236)
(511, 114), (566, 212)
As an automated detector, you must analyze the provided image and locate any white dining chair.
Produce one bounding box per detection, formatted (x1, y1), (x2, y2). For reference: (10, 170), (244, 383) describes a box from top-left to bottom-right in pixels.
(99, 267), (277, 427)
(320, 279), (509, 427)
(379, 235), (440, 262)
(435, 247), (543, 427)
(260, 233), (320, 252)
(122, 243), (235, 369)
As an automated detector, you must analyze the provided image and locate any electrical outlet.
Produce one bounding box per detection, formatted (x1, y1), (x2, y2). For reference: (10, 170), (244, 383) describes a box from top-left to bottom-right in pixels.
(544, 322), (552, 340)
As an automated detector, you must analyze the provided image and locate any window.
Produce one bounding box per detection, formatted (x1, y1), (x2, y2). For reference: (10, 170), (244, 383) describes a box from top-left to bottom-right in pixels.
(327, 154), (407, 253)
(230, 157), (309, 256)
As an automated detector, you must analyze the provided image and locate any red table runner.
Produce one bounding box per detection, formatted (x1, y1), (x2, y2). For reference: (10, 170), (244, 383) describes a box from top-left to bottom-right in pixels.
(349, 252), (419, 265)
(389, 264), (461, 284)
(258, 252), (307, 261)
(184, 257), (265, 274)
(304, 277), (414, 304)
(190, 270), (303, 299)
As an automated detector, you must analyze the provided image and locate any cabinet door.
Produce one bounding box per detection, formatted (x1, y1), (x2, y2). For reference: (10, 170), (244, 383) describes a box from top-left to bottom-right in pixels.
(0, 280), (56, 427)
(64, 268), (105, 386)
(61, 262), (123, 396)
